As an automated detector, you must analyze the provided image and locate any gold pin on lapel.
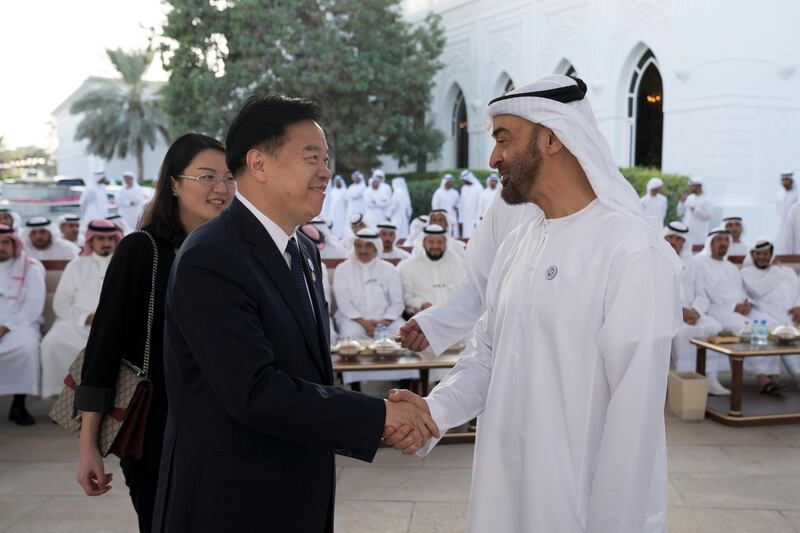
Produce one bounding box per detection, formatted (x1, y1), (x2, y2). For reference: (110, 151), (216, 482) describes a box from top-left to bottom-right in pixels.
(311, 271), (317, 283)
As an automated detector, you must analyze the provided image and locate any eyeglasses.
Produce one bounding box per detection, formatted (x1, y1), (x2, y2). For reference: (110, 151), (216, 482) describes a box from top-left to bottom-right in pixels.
(173, 174), (236, 188)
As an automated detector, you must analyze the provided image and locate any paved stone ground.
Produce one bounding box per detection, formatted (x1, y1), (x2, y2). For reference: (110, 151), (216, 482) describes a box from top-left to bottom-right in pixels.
(1, 395), (800, 532)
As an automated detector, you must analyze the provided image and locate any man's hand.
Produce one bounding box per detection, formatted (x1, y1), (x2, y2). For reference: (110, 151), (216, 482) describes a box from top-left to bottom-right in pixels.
(383, 390), (439, 455)
(0, 325), (8, 340)
(682, 308), (700, 325)
(734, 300), (752, 316)
(395, 319), (430, 352)
(420, 302), (433, 310)
(383, 389), (438, 455)
(379, 319), (392, 327)
(85, 314), (94, 326)
(356, 318), (378, 338)
(789, 307), (800, 325)
(679, 193), (688, 203)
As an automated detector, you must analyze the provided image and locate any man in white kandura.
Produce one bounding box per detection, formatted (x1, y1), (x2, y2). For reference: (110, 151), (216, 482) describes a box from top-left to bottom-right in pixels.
(332, 228), (415, 387)
(412, 210), (466, 260)
(677, 177), (713, 248)
(387, 76), (681, 533)
(79, 170), (110, 232)
(663, 222), (726, 394)
(377, 222), (411, 261)
(775, 172), (797, 254)
(431, 174), (460, 236)
(345, 170), (366, 219)
(299, 223), (348, 260)
(114, 170), (147, 231)
(724, 216), (749, 256)
(693, 227), (780, 394)
(478, 173), (500, 218)
(363, 174), (391, 227)
(641, 176), (667, 226)
(0, 225), (45, 426)
(58, 214), (83, 247)
(40, 220), (122, 397)
(23, 217), (80, 261)
(398, 224), (465, 318)
(328, 175), (349, 239)
(740, 238), (800, 388)
(388, 177), (412, 238)
(457, 170), (483, 238)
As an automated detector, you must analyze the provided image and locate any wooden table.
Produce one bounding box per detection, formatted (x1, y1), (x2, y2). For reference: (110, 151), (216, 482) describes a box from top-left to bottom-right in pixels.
(691, 338), (800, 426)
(332, 351), (475, 443)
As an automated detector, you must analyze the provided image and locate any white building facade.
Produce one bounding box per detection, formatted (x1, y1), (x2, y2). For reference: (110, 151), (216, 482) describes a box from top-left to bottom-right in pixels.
(402, 0), (800, 238)
(51, 77), (168, 183)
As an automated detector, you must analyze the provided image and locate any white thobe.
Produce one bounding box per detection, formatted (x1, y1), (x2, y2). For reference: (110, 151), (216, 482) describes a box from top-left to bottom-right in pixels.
(677, 193), (713, 247)
(671, 258), (722, 372)
(741, 263), (800, 374)
(693, 255), (776, 375)
(26, 238), (80, 261)
(115, 185), (147, 230)
(40, 254), (111, 397)
(783, 202), (800, 255)
(640, 193), (667, 226)
(0, 257), (45, 395)
(363, 186), (392, 227)
(431, 188), (460, 236)
(727, 241), (749, 257)
(775, 188), (798, 254)
(79, 185), (109, 231)
(398, 252), (466, 312)
(380, 247), (410, 262)
(332, 257), (414, 383)
(388, 196), (411, 239)
(414, 194), (538, 354)
(421, 200), (679, 533)
(318, 239), (348, 260)
(329, 186), (349, 239)
(345, 183), (366, 217)
(478, 187), (498, 218)
(458, 184), (482, 238)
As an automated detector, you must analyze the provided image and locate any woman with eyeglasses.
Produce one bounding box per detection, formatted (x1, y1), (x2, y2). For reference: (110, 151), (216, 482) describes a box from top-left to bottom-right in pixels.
(74, 133), (235, 532)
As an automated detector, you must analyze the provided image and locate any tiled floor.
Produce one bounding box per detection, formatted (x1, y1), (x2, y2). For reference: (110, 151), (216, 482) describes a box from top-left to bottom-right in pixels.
(1, 396), (799, 532)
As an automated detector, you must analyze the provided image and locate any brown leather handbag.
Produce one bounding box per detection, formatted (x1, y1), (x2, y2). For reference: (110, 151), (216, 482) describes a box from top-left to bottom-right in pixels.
(49, 231), (158, 460)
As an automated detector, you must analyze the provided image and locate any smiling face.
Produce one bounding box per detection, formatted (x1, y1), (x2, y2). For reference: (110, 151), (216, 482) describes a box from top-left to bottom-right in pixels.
(172, 148), (234, 228)
(489, 114), (544, 205)
(355, 239), (378, 263)
(752, 247), (773, 269)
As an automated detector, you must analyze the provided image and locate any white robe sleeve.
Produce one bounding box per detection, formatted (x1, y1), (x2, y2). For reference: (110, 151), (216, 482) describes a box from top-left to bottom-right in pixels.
(399, 262), (424, 310)
(787, 207), (799, 254)
(382, 269), (405, 320)
(676, 198), (687, 217)
(2, 262), (45, 331)
(417, 312), (494, 456)
(332, 265), (361, 320)
(585, 246), (679, 533)
(52, 260), (91, 326)
(694, 198), (713, 221)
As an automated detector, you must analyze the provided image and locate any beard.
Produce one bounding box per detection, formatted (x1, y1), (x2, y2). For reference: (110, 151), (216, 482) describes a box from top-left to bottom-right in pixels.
(425, 250), (445, 261)
(500, 129), (544, 205)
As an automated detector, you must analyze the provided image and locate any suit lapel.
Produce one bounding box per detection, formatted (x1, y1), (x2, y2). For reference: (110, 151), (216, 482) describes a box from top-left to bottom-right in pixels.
(297, 238), (334, 383)
(229, 199), (328, 380)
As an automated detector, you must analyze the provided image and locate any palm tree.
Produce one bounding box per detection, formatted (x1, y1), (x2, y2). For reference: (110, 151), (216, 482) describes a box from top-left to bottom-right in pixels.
(71, 48), (169, 181)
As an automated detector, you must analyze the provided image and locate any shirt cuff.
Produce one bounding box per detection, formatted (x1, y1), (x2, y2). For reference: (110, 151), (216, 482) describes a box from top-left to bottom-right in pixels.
(74, 385), (115, 413)
(416, 397), (447, 457)
(77, 312), (91, 328)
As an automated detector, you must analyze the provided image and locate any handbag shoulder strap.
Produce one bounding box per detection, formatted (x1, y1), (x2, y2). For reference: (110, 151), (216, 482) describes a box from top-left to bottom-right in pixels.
(134, 230), (158, 377)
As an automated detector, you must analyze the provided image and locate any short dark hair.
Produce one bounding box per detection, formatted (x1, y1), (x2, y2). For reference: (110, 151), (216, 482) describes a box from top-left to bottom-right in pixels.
(140, 133), (225, 247)
(225, 94), (322, 176)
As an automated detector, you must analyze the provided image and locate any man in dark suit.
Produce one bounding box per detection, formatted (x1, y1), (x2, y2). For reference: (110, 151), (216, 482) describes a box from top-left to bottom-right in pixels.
(152, 95), (439, 532)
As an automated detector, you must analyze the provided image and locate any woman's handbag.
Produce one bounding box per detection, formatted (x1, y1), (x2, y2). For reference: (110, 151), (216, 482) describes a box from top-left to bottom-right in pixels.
(49, 231), (158, 460)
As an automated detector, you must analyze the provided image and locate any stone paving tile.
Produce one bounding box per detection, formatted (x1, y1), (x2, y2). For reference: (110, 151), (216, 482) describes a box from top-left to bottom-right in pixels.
(721, 446), (800, 474)
(0, 432), (79, 462)
(668, 507), (797, 533)
(334, 501), (413, 533)
(422, 444), (474, 469)
(409, 502), (468, 533)
(4, 495), (138, 533)
(668, 479), (686, 508)
(665, 419), (786, 447)
(337, 466), (472, 503)
(781, 510), (800, 532)
(671, 472), (800, 511)
(667, 445), (737, 473)
(0, 460), (125, 497)
(0, 495), (49, 531)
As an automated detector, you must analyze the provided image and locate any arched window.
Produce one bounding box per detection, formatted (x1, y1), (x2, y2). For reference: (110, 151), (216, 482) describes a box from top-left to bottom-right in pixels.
(565, 65), (577, 77)
(627, 49), (663, 168)
(451, 89), (469, 168)
(504, 78), (515, 94)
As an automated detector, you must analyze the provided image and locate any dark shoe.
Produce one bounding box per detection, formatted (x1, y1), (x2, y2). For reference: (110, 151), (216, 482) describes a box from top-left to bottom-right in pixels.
(8, 405), (35, 426)
(760, 382), (785, 397)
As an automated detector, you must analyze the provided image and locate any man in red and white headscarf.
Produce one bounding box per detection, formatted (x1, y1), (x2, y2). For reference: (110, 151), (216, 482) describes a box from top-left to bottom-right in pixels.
(40, 220), (123, 397)
(0, 224), (45, 425)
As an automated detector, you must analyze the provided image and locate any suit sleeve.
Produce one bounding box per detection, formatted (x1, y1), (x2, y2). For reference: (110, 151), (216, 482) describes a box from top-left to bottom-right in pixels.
(171, 243), (386, 461)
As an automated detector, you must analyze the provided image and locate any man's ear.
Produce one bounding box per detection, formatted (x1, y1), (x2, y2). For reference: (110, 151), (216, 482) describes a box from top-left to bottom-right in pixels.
(246, 148), (271, 183)
(543, 128), (564, 155)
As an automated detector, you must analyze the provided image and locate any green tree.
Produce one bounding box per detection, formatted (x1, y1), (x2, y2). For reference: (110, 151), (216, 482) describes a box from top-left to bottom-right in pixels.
(160, 0), (445, 171)
(71, 48), (170, 180)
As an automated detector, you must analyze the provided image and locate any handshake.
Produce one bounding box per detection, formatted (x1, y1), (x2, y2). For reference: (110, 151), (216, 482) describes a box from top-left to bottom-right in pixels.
(383, 389), (439, 455)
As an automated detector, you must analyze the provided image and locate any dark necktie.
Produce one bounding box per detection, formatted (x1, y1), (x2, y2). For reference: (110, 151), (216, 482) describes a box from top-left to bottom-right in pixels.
(286, 237), (317, 328)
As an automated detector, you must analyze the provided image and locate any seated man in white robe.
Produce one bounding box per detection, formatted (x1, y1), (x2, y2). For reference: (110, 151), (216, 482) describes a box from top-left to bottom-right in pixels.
(23, 216), (80, 261)
(741, 238), (800, 392)
(58, 214), (83, 247)
(412, 210), (466, 259)
(404, 215), (429, 248)
(693, 227), (777, 392)
(106, 213), (134, 235)
(299, 223), (348, 260)
(341, 213), (367, 253)
(663, 222), (726, 394)
(378, 222), (411, 261)
(0, 225), (45, 425)
(0, 208), (22, 230)
(399, 224), (466, 317)
(333, 228), (415, 388)
(40, 220), (122, 397)
(724, 216), (749, 257)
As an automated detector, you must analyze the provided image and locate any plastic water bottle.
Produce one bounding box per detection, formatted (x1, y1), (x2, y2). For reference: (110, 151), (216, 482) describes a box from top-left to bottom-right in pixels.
(754, 320), (768, 347)
(761, 320), (770, 346)
(374, 323), (387, 341)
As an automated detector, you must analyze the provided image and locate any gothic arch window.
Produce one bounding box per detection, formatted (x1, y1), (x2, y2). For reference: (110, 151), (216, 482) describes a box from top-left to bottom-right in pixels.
(504, 78), (515, 93)
(451, 88), (469, 168)
(627, 49), (663, 168)
(565, 65), (577, 77)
